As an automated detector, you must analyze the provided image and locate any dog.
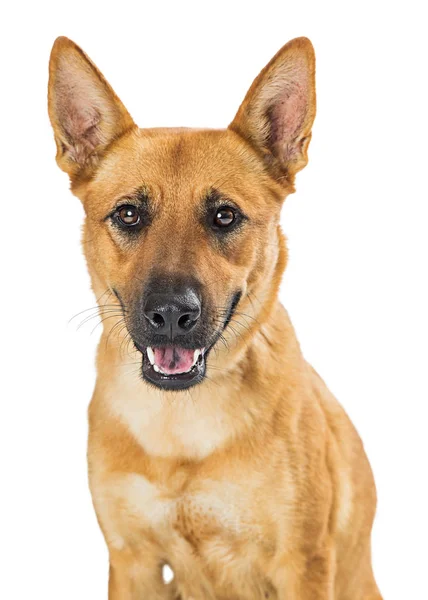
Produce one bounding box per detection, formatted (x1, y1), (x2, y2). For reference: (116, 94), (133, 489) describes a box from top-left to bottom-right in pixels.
(48, 36), (382, 600)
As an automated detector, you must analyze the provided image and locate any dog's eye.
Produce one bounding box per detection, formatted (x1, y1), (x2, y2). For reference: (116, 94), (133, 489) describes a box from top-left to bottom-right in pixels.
(116, 205), (140, 227)
(213, 207), (236, 228)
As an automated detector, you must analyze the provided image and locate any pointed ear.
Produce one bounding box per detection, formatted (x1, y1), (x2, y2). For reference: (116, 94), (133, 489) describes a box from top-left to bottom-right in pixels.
(229, 37), (316, 186)
(48, 37), (136, 179)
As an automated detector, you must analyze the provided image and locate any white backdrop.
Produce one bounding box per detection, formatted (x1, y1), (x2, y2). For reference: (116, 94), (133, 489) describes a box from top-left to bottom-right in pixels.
(1, 1), (427, 598)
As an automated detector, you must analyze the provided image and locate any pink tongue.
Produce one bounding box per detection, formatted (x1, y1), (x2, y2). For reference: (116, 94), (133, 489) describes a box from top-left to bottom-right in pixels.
(153, 346), (196, 375)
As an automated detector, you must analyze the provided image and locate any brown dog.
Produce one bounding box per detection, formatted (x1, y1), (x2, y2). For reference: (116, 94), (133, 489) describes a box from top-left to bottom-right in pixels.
(48, 36), (382, 600)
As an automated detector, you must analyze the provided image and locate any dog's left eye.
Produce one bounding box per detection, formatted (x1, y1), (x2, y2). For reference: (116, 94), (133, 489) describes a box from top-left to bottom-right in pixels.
(213, 207), (236, 228)
(115, 205), (141, 227)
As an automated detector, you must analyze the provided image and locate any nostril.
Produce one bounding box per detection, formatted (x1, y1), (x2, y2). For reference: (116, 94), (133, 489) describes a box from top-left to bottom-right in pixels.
(151, 313), (165, 327)
(178, 313), (193, 330)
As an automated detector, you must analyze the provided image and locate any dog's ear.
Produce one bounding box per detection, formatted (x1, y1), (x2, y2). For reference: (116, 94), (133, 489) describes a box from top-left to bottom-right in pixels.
(48, 37), (136, 180)
(229, 37), (316, 186)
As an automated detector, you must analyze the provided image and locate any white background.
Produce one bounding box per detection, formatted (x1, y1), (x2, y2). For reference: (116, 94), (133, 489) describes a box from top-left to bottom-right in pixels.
(1, 1), (427, 598)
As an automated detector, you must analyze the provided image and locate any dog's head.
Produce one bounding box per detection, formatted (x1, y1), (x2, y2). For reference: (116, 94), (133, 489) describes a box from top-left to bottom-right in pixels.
(48, 37), (315, 391)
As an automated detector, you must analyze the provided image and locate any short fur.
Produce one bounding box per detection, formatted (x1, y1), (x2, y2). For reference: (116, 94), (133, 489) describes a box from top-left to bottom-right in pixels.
(48, 36), (382, 599)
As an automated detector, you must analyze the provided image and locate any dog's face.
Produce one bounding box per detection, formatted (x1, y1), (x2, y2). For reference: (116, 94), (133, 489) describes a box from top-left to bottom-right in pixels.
(48, 37), (316, 390)
(80, 131), (283, 390)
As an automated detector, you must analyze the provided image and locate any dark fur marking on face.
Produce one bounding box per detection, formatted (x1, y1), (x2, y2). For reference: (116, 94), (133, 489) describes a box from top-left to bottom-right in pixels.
(223, 291), (242, 331)
(112, 288), (126, 314)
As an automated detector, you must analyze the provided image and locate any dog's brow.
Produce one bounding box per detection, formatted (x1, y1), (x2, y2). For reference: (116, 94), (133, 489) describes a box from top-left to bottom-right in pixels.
(204, 188), (233, 209)
(120, 186), (150, 206)
(134, 187), (150, 203)
(111, 187), (150, 210)
(204, 188), (248, 220)
(205, 188), (223, 203)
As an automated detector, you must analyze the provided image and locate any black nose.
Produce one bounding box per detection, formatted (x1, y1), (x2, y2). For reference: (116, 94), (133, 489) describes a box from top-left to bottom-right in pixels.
(143, 289), (201, 337)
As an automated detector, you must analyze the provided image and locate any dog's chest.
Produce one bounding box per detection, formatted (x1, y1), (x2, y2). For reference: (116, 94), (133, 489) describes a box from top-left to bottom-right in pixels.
(99, 472), (277, 599)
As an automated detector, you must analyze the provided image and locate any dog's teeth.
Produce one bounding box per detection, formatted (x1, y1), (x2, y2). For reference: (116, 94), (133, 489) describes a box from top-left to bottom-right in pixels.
(146, 347), (155, 365)
(193, 349), (200, 365)
(153, 364), (160, 373)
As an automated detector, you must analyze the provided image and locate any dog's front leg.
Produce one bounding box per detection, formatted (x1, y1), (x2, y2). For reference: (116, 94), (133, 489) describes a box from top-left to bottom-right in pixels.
(108, 551), (175, 600)
(272, 546), (335, 600)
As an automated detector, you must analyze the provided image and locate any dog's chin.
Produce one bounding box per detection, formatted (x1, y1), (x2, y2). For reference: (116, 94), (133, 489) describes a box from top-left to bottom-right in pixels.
(137, 344), (208, 391)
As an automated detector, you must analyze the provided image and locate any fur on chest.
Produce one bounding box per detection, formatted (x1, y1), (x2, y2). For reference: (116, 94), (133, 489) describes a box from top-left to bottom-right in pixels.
(92, 472), (278, 599)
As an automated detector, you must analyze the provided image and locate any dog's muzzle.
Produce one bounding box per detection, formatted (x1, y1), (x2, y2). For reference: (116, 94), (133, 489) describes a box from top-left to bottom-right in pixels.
(127, 276), (241, 392)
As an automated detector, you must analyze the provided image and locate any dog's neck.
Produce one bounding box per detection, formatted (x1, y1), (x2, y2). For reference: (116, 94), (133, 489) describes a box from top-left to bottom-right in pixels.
(93, 297), (307, 461)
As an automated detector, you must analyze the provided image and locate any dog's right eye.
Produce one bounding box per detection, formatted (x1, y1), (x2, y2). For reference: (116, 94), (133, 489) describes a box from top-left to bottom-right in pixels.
(113, 205), (142, 229)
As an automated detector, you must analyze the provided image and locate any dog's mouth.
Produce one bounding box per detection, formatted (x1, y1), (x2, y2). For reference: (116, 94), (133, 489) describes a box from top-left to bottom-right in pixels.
(141, 345), (206, 390)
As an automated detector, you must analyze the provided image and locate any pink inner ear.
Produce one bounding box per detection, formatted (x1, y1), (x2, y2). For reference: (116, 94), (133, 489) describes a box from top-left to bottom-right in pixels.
(269, 77), (309, 161)
(62, 100), (100, 143)
(56, 87), (101, 162)
(54, 60), (104, 163)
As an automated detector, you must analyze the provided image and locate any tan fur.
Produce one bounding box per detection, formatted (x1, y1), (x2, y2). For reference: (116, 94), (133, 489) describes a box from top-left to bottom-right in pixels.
(48, 36), (382, 599)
